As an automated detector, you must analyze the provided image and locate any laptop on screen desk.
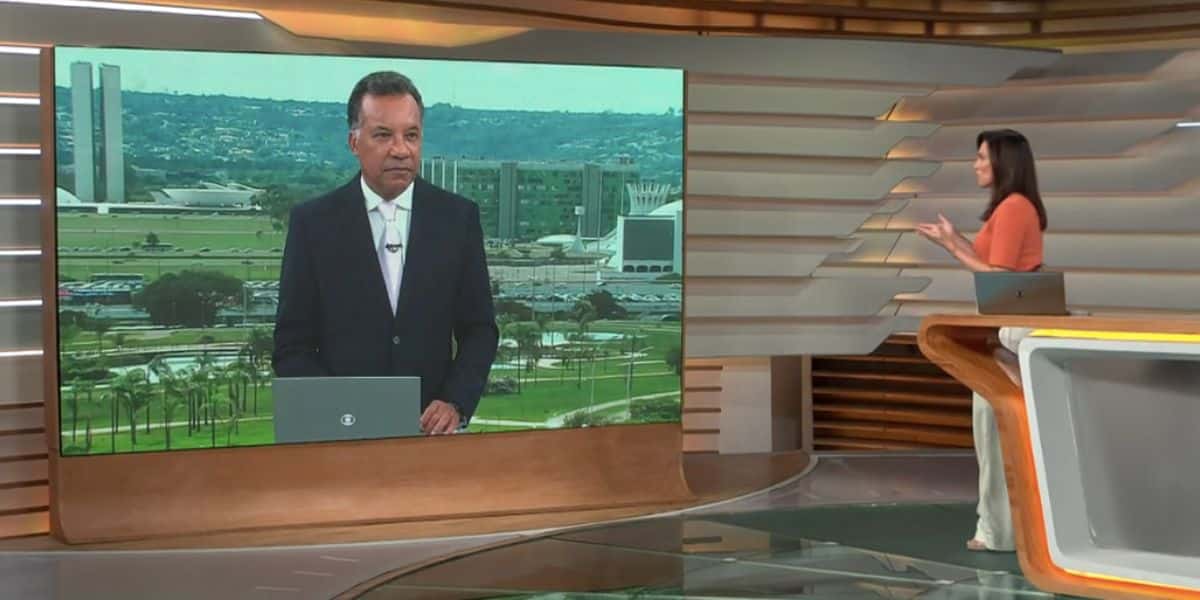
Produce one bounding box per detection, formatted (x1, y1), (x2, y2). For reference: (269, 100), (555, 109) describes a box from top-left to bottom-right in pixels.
(272, 376), (421, 444)
(974, 271), (1068, 316)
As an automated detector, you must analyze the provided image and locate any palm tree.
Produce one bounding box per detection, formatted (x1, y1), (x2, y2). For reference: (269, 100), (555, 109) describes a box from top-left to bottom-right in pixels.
(246, 328), (272, 414)
(514, 323), (541, 387)
(89, 318), (113, 357)
(149, 357), (187, 450)
(112, 370), (151, 447)
(572, 301), (596, 389)
(195, 353), (217, 427)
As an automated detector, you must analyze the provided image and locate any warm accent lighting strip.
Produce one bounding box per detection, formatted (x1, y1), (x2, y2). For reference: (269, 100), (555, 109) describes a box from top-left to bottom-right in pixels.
(0, 349), (42, 358)
(0, 0), (261, 19)
(0, 249), (40, 256)
(0, 146), (39, 155)
(1177, 121), (1200, 128)
(0, 198), (39, 206)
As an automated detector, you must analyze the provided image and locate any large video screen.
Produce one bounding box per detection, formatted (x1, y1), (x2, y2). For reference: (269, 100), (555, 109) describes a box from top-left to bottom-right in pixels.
(51, 47), (684, 455)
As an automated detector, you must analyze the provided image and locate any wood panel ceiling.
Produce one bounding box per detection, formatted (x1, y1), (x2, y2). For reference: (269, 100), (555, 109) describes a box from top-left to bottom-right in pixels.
(377, 0), (1200, 45)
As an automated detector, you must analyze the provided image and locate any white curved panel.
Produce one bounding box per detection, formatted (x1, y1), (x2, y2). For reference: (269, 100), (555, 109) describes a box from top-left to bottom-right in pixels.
(890, 119), (1177, 160)
(894, 268), (1200, 311)
(887, 193), (1200, 234)
(889, 232), (1200, 271)
(891, 79), (1200, 123)
(685, 318), (896, 358)
(897, 150), (1199, 195)
(687, 237), (859, 277)
(824, 231), (902, 264)
(690, 121), (938, 158)
(690, 161), (939, 201)
(686, 206), (873, 237)
(688, 83), (921, 118)
(686, 276), (929, 318)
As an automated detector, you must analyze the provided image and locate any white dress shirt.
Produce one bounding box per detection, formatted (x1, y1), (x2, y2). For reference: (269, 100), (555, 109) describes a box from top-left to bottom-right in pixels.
(362, 177), (413, 314)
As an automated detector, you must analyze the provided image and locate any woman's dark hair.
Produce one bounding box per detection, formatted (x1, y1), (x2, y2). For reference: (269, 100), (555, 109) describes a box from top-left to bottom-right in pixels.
(977, 129), (1047, 231)
(347, 71), (424, 129)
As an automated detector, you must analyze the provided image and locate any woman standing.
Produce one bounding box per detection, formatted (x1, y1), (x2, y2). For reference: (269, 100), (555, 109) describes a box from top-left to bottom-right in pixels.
(915, 129), (1048, 552)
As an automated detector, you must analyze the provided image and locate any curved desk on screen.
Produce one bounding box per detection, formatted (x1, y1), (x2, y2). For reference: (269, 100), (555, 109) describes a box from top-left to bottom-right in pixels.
(920, 315), (1200, 600)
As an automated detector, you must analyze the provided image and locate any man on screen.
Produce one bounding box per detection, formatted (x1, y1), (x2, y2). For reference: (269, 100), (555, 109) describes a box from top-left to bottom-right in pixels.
(273, 71), (498, 435)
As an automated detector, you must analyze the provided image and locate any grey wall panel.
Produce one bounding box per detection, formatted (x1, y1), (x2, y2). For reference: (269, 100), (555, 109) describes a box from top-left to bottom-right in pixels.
(0, 105), (39, 145)
(686, 319), (895, 357)
(895, 269), (1200, 311)
(1008, 50), (1178, 80)
(0, 458), (46, 484)
(887, 194), (1200, 234)
(0, 256), (41, 298)
(899, 153), (1199, 196)
(0, 356), (42, 406)
(0, 307), (41, 349)
(687, 238), (858, 278)
(892, 79), (1200, 123)
(0, 485), (47, 511)
(689, 121), (937, 158)
(686, 277), (929, 318)
(0, 155), (39, 198)
(0, 432), (45, 457)
(690, 161), (939, 201)
(813, 266), (903, 278)
(891, 119), (1178, 160)
(890, 232), (1200, 271)
(0, 54), (39, 95)
(686, 206), (872, 237)
(394, 30), (1059, 85)
(0, 206), (41, 249)
(689, 83), (924, 118)
(824, 231), (903, 264)
(0, 406), (42, 431)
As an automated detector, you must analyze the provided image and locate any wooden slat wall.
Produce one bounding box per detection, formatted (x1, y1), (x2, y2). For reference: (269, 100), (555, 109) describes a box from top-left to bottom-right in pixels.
(811, 335), (972, 451)
(862, 48), (1200, 327)
(0, 47), (48, 536)
(682, 360), (722, 453)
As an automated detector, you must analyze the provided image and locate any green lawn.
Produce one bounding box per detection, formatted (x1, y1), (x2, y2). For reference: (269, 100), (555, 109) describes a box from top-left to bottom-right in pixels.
(67, 416), (278, 455)
(473, 373), (680, 422)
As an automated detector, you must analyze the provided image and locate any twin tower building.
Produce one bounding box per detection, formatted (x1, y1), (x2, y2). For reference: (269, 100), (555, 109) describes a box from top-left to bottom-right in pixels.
(68, 61), (124, 204)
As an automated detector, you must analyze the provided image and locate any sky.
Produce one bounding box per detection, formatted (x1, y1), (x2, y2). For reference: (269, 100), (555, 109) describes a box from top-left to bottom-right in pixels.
(55, 47), (683, 114)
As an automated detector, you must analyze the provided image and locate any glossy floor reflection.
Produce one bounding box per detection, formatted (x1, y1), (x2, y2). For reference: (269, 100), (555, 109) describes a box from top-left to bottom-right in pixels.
(357, 514), (1061, 599)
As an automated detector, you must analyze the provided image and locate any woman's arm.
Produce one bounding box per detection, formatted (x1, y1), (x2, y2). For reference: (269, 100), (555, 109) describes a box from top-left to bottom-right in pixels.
(915, 215), (1009, 272)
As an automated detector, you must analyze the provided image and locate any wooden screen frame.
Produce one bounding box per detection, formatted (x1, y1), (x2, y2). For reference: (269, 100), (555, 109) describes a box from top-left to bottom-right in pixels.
(38, 47), (692, 545)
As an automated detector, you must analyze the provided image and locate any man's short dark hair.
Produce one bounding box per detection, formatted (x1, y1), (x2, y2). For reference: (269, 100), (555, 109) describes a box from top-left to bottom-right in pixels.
(347, 71), (424, 129)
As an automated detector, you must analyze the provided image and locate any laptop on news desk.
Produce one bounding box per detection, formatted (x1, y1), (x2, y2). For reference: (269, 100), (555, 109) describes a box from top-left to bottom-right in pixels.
(974, 271), (1068, 316)
(272, 376), (421, 444)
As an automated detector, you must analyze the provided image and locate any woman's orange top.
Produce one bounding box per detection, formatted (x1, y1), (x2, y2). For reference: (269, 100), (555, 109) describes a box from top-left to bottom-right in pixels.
(972, 193), (1044, 272)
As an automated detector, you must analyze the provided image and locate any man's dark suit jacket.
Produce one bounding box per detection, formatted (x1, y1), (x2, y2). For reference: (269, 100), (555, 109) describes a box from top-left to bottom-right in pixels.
(272, 175), (499, 420)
